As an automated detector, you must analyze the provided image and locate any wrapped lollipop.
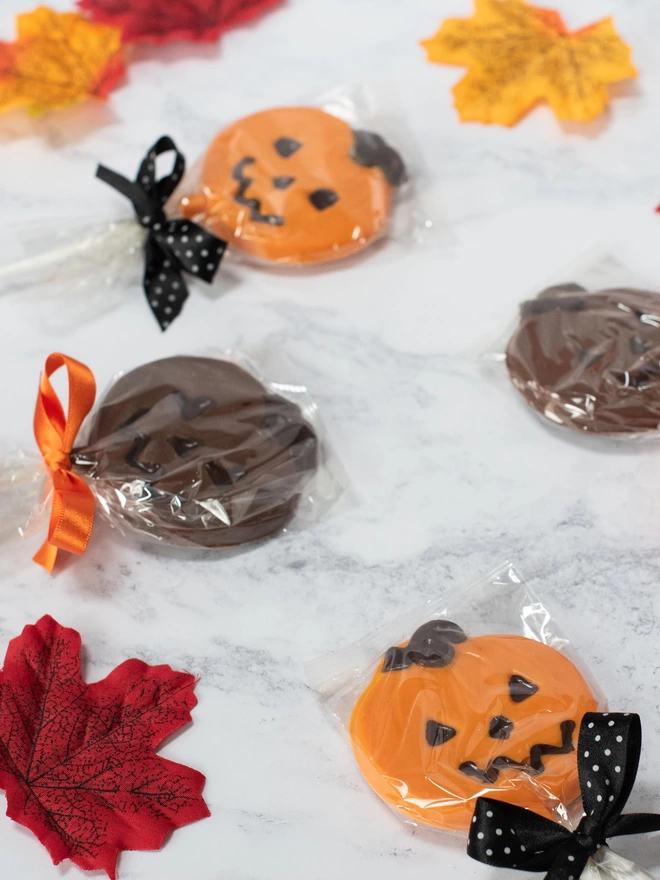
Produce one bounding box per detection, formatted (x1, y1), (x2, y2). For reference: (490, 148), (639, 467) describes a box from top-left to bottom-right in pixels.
(0, 90), (427, 331)
(5, 350), (343, 572)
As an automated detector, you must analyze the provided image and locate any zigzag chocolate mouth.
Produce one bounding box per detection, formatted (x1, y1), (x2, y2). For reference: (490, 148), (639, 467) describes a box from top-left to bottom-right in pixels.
(458, 719), (576, 784)
(232, 157), (284, 226)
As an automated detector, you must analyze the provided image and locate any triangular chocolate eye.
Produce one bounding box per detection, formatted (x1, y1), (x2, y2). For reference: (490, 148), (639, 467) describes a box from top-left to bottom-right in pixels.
(126, 434), (160, 475)
(426, 720), (457, 747)
(274, 137), (301, 158)
(509, 675), (539, 703)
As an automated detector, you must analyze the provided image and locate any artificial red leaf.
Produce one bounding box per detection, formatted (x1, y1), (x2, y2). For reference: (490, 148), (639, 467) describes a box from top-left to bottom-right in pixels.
(0, 616), (209, 878)
(77, 0), (284, 45)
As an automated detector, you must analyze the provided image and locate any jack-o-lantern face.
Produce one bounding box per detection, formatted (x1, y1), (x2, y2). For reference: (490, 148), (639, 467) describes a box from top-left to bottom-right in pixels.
(179, 107), (406, 266)
(350, 621), (598, 831)
(71, 356), (318, 549)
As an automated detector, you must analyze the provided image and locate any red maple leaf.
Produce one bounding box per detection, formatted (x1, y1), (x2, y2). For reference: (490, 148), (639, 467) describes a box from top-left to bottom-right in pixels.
(77, 0), (284, 45)
(0, 616), (209, 878)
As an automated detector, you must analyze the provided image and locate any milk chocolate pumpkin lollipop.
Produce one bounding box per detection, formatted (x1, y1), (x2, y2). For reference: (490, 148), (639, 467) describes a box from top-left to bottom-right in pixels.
(506, 285), (660, 435)
(179, 106), (406, 266)
(350, 620), (598, 832)
(71, 356), (318, 548)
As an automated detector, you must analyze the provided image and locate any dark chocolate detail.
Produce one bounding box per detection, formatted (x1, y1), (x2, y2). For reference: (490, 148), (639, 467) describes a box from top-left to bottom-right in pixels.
(274, 137), (302, 158)
(509, 675), (539, 703)
(232, 157), (284, 226)
(382, 620), (467, 673)
(350, 130), (407, 187)
(117, 407), (150, 431)
(126, 434), (161, 475)
(489, 716), (514, 740)
(206, 461), (234, 489)
(309, 188), (339, 211)
(174, 392), (214, 421)
(631, 336), (650, 355)
(459, 761), (499, 785)
(578, 349), (605, 370)
(426, 720), (457, 748)
(459, 720), (575, 784)
(273, 176), (295, 190)
(168, 436), (203, 456)
(613, 361), (660, 390)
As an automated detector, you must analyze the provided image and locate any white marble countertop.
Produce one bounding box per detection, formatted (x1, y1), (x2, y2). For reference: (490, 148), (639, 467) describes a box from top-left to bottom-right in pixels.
(2, 0), (660, 878)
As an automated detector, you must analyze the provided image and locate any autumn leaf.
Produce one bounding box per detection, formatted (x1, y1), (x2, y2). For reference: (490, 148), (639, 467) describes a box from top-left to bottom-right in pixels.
(77, 0), (284, 45)
(0, 7), (125, 116)
(0, 616), (209, 878)
(421, 0), (637, 126)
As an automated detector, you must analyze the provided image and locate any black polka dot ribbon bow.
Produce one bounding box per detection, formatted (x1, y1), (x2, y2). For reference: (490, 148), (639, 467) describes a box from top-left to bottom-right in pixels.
(468, 713), (660, 880)
(96, 136), (227, 331)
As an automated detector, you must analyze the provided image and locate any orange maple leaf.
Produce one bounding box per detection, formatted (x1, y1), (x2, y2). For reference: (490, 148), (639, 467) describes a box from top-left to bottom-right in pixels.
(0, 7), (125, 116)
(421, 0), (637, 126)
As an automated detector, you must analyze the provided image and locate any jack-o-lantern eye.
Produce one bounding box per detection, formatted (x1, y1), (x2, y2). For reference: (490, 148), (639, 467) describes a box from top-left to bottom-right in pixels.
(489, 716), (514, 740)
(274, 137), (301, 158)
(509, 675), (539, 703)
(126, 434), (160, 475)
(425, 721), (457, 747)
(309, 188), (339, 211)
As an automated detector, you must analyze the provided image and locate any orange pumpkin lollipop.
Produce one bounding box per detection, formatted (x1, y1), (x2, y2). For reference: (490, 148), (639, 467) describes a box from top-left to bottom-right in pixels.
(179, 107), (406, 266)
(350, 620), (598, 832)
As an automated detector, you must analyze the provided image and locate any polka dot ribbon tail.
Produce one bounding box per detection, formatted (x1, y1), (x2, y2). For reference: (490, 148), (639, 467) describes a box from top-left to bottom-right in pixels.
(468, 713), (660, 880)
(96, 136), (227, 330)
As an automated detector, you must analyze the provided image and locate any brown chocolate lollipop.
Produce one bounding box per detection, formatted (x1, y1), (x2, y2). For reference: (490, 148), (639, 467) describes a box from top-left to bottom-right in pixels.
(506, 284), (660, 435)
(71, 356), (318, 548)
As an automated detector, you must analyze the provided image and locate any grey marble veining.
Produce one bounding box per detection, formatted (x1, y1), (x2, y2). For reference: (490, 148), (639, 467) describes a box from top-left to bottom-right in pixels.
(1, 0), (660, 877)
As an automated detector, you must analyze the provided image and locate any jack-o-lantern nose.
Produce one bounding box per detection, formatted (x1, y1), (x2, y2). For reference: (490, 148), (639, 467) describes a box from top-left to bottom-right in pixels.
(273, 176), (295, 190)
(489, 716), (514, 740)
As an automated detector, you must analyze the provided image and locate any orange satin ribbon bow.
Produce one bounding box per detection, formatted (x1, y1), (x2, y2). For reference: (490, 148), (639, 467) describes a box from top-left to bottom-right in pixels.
(33, 353), (96, 573)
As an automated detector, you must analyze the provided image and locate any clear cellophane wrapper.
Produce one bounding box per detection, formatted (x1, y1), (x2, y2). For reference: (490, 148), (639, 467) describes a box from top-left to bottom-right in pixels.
(0, 214), (147, 331)
(306, 562), (606, 837)
(484, 248), (660, 441)
(582, 851), (656, 880)
(173, 83), (442, 269)
(2, 349), (347, 553)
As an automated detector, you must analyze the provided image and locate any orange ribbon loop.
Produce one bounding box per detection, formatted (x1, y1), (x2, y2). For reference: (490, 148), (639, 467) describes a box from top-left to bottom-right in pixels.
(33, 353), (96, 573)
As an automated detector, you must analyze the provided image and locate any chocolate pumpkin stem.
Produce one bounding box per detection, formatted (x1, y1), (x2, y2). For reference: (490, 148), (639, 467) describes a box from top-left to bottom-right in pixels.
(382, 620), (467, 673)
(351, 130), (407, 187)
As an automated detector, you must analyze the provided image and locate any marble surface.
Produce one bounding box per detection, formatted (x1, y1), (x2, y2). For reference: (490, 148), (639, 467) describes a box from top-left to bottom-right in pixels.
(1, 0), (660, 878)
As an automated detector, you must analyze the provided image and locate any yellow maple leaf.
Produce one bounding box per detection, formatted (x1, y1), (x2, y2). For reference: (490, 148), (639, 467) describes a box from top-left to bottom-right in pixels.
(421, 0), (637, 126)
(0, 7), (125, 116)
